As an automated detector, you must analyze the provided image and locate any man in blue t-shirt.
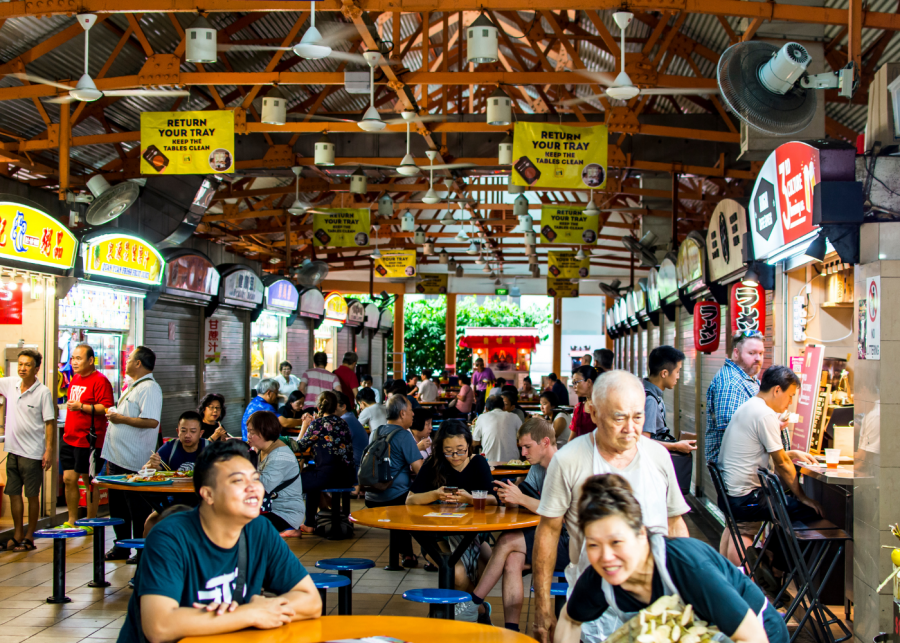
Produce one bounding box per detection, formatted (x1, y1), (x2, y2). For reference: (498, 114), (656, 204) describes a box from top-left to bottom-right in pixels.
(118, 440), (320, 642)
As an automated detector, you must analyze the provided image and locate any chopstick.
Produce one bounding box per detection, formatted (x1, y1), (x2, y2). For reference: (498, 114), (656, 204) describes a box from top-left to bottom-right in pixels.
(156, 456), (171, 472)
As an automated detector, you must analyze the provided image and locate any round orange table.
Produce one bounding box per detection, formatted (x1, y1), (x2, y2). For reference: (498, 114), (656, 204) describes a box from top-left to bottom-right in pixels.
(180, 615), (536, 643)
(491, 467), (531, 478)
(351, 504), (538, 615)
(94, 479), (196, 494)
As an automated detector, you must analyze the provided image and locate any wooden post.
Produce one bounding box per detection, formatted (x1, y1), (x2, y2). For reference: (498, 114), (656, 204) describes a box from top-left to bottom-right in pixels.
(393, 293), (405, 378)
(445, 294), (457, 373)
(552, 297), (562, 375)
(284, 214), (291, 275)
(58, 102), (70, 201)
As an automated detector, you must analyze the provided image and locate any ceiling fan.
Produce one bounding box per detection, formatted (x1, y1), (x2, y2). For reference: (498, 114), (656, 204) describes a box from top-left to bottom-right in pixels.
(621, 231), (663, 267)
(286, 166), (331, 216)
(288, 107), (450, 133)
(11, 14), (190, 104)
(565, 11), (720, 105)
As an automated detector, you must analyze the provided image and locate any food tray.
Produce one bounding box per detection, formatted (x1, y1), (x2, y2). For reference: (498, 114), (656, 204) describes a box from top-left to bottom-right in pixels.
(94, 474), (172, 487)
(605, 597), (733, 643)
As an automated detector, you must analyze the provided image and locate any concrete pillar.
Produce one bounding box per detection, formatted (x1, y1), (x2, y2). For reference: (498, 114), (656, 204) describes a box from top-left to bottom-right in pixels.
(393, 293), (404, 377)
(552, 297), (562, 375)
(445, 294), (457, 373)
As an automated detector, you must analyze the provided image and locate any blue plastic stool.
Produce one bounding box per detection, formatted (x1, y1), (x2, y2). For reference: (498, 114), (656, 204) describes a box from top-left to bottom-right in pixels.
(76, 517), (124, 588)
(553, 571), (567, 579)
(310, 572), (352, 615)
(315, 558), (374, 615)
(530, 582), (567, 618)
(116, 538), (145, 586)
(322, 488), (356, 540)
(34, 528), (87, 603)
(402, 588), (471, 620)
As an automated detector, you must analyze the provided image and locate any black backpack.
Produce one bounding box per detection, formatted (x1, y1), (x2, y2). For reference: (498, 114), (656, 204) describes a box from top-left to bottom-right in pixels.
(358, 424), (404, 491)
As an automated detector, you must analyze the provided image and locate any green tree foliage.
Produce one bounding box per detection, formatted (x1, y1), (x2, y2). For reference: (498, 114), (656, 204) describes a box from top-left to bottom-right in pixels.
(401, 296), (551, 377)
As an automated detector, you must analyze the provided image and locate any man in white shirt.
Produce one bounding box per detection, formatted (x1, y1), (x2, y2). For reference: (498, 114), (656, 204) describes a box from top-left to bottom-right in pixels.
(102, 346), (163, 562)
(472, 395), (521, 463)
(360, 373), (381, 403)
(358, 388), (388, 443)
(274, 361), (301, 400)
(0, 349), (54, 551)
(531, 370), (690, 643)
(416, 370), (439, 403)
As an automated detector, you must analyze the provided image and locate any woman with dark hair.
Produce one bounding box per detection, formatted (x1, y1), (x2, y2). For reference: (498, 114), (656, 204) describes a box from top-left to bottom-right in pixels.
(554, 474), (787, 643)
(279, 390), (311, 424)
(569, 364), (600, 439)
(246, 411), (308, 537)
(197, 393), (227, 441)
(444, 373), (475, 420)
(540, 390), (572, 447)
(295, 390), (355, 532)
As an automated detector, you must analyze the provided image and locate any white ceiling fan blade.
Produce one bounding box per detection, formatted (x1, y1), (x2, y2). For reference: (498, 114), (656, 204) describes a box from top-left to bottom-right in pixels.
(340, 162), (397, 169)
(639, 87), (721, 95)
(576, 70), (616, 87)
(8, 72), (73, 91)
(104, 89), (192, 97)
(43, 95), (77, 104)
(218, 44), (293, 52)
(287, 113), (358, 123)
(326, 50), (371, 64)
(381, 113), (457, 125)
(430, 163), (477, 170)
(318, 25), (364, 48)
(558, 94), (603, 108)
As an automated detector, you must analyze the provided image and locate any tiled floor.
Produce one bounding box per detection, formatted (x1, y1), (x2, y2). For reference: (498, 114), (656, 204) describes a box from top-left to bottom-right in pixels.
(0, 503), (852, 642)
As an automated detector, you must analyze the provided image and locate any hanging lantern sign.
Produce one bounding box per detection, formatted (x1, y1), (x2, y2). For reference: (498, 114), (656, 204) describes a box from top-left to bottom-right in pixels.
(729, 282), (766, 334)
(693, 300), (721, 353)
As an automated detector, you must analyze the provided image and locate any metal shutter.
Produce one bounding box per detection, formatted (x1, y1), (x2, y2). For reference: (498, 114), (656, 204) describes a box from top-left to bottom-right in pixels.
(662, 315), (677, 430)
(639, 328), (649, 379)
(144, 301), (201, 439)
(371, 333), (384, 389)
(356, 329), (370, 365)
(678, 308), (696, 440)
(647, 321), (659, 355)
(632, 331), (640, 377)
(286, 318), (312, 372)
(698, 304), (729, 502)
(205, 307), (249, 437)
(336, 326), (353, 362)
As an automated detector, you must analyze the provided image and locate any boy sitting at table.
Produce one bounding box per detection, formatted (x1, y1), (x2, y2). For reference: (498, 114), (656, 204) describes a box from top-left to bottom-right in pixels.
(118, 440), (320, 643)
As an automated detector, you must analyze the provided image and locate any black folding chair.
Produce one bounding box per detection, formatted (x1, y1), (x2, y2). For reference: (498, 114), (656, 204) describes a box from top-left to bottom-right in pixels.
(756, 469), (852, 643)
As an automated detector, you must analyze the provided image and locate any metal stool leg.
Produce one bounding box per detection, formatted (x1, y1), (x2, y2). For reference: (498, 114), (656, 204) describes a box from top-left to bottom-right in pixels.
(329, 493), (341, 540)
(385, 531), (404, 571)
(429, 604), (455, 620)
(337, 570), (352, 615)
(318, 588), (327, 616)
(88, 526), (110, 588)
(47, 539), (71, 604)
(555, 594), (565, 619)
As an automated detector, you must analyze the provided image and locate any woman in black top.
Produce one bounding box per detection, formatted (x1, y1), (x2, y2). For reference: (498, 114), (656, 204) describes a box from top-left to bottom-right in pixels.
(197, 393), (227, 441)
(279, 390), (309, 422)
(555, 475), (787, 643)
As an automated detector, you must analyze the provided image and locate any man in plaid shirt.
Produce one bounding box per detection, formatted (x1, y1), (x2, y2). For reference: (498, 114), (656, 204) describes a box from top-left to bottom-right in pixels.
(705, 331), (766, 463)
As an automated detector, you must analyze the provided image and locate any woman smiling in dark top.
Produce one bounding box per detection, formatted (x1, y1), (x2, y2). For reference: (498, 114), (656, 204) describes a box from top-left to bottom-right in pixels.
(197, 393), (227, 441)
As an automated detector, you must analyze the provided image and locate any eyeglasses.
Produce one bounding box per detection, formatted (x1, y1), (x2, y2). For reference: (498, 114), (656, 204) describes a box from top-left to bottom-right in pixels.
(733, 330), (764, 340)
(570, 378), (585, 387)
(443, 450), (468, 458)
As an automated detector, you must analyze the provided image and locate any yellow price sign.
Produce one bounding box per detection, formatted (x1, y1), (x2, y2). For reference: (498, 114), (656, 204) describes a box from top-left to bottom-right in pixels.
(511, 122), (608, 189)
(540, 204), (599, 245)
(140, 111), (235, 175)
(374, 249), (416, 279)
(0, 201), (77, 270)
(82, 234), (164, 286)
(313, 209), (370, 247)
(415, 274), (448, 294)
(547, 250), (589, 298)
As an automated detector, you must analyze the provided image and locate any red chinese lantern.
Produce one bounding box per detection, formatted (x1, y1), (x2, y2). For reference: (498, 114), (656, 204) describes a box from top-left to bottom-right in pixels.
(729, 282), (766, 335)
(693, 300), (721, 353)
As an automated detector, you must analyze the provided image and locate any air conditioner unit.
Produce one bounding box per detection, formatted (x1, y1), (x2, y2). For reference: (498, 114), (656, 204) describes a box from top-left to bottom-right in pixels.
(344, 70), (370, 95)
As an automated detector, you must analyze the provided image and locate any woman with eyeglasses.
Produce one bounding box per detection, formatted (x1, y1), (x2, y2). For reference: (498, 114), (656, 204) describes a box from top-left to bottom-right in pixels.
(406, 420), (497, 621)
(569, 364), (600, 440)
(197, 393), (227, 441)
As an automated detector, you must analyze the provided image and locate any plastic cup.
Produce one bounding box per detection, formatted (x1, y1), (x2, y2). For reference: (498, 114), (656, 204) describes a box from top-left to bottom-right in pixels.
(824, 448), (841, 469)
(473, 490), (488, 511)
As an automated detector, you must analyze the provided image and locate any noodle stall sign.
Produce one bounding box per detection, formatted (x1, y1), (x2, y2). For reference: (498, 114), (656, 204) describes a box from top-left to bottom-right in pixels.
(459, 327), (541, 388)
(693, 301), (721, 353)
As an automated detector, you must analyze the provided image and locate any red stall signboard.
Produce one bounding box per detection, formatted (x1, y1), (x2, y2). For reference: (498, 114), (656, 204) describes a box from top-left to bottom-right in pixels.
(730, 282), (767, 334)
(791, 345), (825, 452)
(693, 300), (721, 353)
(0, 287), (23, 324)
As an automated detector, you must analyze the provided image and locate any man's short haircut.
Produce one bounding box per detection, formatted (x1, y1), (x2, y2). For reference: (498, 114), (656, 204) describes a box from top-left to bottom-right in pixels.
(313, 351), (328, 367)
(17, 348), (42, 370)
(412, 408), (434, 433)
(518, 416), (555, 443)
(386, 393), (410, 420)
(133, 345), (156, 372)
(361, 373), (373, 383)
(388, 380), (409, 396)
(459, 374), (471, 385)
(75, 343), (95, 361)
(256, 378), (279, 395)
(193, 439), (253, 494)
(357, 387), (377, 405)
(496, 377), (507, 386)
(485, 395), (504, 412)
(582, 354), (593, 364)
(342, 352), (358, 365)
(591, 370), (644, 409)
(279, 360), (293, 371)
(760, 365), (801, 393)
(548, 372), (559, 382)
(733, 332), (766, 352)
(648, 345), (685, 377)
(336, 391), (351, 410)
(597, 349), (614, 371)
(501, 384), (519, 404)
(178, 410), (203, 426)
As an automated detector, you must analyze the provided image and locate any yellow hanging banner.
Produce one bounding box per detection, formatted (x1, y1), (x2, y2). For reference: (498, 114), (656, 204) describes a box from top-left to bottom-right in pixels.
(415, 274), (448, 294)
(0, 201), (78, 270)
(139, 111), (235, 175)
(547, 250), (589, 298)
(511, 122), (608, 189)
(374, 249), (417, 279)
(82, 234), (165, 286)
(312, 209), (370, 247)
(540, 204), (599, 245)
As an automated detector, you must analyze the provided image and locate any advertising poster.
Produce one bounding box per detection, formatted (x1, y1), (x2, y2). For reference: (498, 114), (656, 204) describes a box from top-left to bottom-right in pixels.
(539, 204), (599, 245)
(313, 208), (370, 248)
(866, 276), (881, 360)
(0, 201), (78, 270)
(791, 345), (824, 452)
(204, 318), (221, 364)
(375, 249), (417, 279)
(857, 298), (867, 359)
(547, 250), (589, 298)
(416, 274), (448, 294)
(511, 122), (608, 189)
(82, 234), (164, 286)
(140, 111), (235, 175)
(0, 287), (23, 324)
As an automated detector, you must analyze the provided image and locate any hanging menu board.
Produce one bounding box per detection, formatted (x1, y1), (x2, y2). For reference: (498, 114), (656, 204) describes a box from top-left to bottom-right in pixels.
(791, 345), (825, 452)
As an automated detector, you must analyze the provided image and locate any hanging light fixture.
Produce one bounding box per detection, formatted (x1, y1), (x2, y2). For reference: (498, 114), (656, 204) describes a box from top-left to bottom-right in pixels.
(261, 86), (287, 125)
(467, 241), (479, 255)
(400, 210), (416, 232)
(378, 194), (394, 217)
(742, 264), (760, 287)
(805, 232), (827, 261)
(575, 247), (586, 261)
(349, 167), (368, 194)
(7, 273), (17, 291)
(489, 270), (497, 279)
(486, 87), (512, 126)
(498, 134), (513, 165)
(448, 259), (457, 271)
(515, 214), (533, 234)
(466, 13), (499, 64)
(513, 194), (529, 217)
(314, 133), (335, 166)
(31, 276), (42, 295)
(414, 226), (426, 245)
(475, 252), (486, 264)
(439, 249), (449, 264)
(287, 166), (306, 216)
(482, 264), (491, 273)
(455, 228), (470, 242)
(423, 240), (435, 255)
(524, 230), (536, 246)
(371, 225), (382, 259)
(508, 178), (524, 195)
(185, 15), (217, 64)
(455, 265), (464, 278)
(18, 273), (29, 293)
(528, 254), (538, 265)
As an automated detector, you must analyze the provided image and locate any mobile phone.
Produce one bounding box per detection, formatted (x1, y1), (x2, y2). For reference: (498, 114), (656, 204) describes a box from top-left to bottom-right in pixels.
(514, 156), (541, 185)
(444, 486), (459, 494)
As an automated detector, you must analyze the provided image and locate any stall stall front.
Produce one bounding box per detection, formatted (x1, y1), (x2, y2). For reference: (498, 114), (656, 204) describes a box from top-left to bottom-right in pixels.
(376, 305), (393, 381)
(286, 288), (324, 375)
(645, 269), (662, 363)
(632, 281), (649, 379)
(251, 277), (299, 390)
(345, 299), (367, 375)
(362, 303), (383, 388)
(459, 327), (540, 389)
(318, 292), (349, 367)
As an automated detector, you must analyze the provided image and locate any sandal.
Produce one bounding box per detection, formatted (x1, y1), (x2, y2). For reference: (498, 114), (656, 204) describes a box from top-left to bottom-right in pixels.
(1, 538), (20, 551)
(13, 539), (35, 552)
(401, 555), (418, 569)
(299, 525), (315, 534)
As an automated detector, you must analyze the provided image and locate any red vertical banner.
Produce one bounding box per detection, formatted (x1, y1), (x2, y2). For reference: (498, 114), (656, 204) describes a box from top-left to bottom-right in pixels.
(0, 287), (23, 324)
(791, 345), (824, 452)
(693, 300), (721, 353)
(730, 282), (767, 334)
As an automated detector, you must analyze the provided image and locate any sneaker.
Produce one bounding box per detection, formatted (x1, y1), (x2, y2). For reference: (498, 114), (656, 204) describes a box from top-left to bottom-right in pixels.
(128, 578), (134, 589)
(477, 600), (493, 626)
(104, 547), (130, 561)
(455, 600), (478, 622)
(61, 522), (93, 535)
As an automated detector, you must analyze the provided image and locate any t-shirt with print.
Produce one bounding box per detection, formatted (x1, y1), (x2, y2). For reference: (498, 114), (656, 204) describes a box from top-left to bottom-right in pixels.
(118, 508), (309, 643)
(65, 371), (115, 448)
(364, 425), (424, 503)
(567, 537), (788, 643)
(158, 439), (208, 472)
(718, 396), (785, 497)
(537, 432), (689, 563)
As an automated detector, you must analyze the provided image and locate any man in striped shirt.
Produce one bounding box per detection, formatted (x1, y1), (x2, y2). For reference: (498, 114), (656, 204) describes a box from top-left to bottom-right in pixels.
(298, 351), (342, 407)
(101, 346), (163, 562)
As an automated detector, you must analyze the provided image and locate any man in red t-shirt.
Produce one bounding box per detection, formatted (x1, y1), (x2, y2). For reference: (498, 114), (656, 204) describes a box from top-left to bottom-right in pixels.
(62, 344), (114, 528)
(334, 351), (360, 408)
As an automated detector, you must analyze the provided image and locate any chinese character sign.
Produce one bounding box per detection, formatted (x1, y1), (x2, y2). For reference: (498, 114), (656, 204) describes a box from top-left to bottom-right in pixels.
(730, 283), (766, 334)
(83, 234), (164, 285)
(693, 300), (721, 353)
(205, 318), (221, 363)
(0, 202), (77, 270)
